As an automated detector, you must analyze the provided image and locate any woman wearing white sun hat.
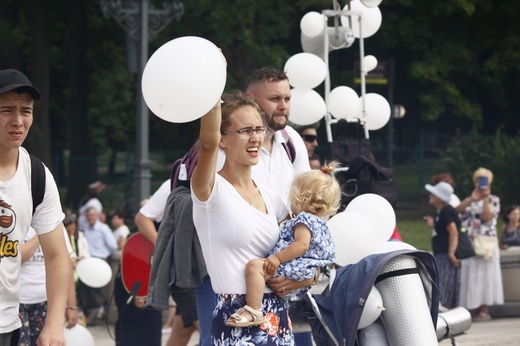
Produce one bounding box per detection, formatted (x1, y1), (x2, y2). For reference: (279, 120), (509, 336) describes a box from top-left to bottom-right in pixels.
(423, 181), (463, 309)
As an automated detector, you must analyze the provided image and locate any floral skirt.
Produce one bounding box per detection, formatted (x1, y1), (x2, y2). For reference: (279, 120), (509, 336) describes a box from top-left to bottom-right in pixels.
(212, 293), (294, 345)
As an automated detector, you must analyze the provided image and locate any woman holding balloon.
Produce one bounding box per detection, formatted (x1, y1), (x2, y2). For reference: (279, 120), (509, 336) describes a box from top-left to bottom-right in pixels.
(191, 90), (294, 344)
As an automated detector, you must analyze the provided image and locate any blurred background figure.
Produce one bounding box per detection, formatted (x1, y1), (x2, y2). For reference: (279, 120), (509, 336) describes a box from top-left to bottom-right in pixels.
(297, 124), (319, 159)
(309, 153), (321, 170)
(423, 182), (462, 309)
(78, 181), (105, 232)
(431, 173), (461, 207)
(80, 206), (117, 326)
(19, 227), (79, 345)
(456, 167), (504, 322)
(110, 210), (130, 250)
(500, 205), (520, 249)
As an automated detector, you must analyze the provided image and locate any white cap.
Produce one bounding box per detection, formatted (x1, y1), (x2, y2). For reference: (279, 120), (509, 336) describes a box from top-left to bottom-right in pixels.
(425, 181), (453, 203)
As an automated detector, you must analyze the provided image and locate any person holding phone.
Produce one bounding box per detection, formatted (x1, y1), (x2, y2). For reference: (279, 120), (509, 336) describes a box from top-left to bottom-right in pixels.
(455, 167), (504, 322)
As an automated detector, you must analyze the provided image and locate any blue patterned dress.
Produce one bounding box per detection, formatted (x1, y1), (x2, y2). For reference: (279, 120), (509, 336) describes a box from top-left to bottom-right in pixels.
(269, 212), (335, 298)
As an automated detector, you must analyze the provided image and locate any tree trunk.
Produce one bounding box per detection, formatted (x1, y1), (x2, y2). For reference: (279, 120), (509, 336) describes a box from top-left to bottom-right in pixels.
(22, 0), (53, 168)
(67, 0), (93, 208)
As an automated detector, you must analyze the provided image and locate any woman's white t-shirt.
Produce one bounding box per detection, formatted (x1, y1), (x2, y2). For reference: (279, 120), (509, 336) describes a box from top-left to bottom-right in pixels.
(192, 175), (288, 294)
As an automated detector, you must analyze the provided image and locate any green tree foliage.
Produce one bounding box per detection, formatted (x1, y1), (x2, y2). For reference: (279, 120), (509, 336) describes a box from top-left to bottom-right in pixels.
(374, 0), (520, 145)
(1, 0), (519, 207)
(442, 129), (520, 208)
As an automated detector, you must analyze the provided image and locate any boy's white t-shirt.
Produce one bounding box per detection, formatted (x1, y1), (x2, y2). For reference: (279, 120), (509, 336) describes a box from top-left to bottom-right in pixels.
(0, 147), (65, 333)
(192, 175), (288, 294)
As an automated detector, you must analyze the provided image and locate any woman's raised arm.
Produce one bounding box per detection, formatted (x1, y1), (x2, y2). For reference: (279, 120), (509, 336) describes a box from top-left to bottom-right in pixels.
(191, 101), (222, 202)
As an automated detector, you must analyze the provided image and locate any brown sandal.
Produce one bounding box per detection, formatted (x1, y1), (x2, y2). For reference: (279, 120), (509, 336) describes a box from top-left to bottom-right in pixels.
(225, 305), (264, 328)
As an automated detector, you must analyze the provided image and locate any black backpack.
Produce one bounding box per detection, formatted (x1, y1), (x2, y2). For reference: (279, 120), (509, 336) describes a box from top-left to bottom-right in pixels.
(30, 154), (46, 215)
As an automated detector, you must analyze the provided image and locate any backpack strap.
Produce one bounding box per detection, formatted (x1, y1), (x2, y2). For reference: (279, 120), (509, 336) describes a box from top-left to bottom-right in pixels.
(280, 129), (296, 164)
(30, 154), (46, 215)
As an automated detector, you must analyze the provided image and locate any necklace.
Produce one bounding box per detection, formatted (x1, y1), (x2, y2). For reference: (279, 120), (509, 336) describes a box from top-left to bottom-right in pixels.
(220, 171), (256, 205)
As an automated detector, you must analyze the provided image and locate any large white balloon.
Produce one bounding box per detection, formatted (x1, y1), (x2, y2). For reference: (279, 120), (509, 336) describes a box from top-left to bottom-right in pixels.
(76, 257), (112, 288)
(358, 286), (385, 329)
(327, 86), (359, 120)
(289, 88), (327, 125)
(300, 11), (325, 38)
(341, 0), (382, 39)
(64, 324), (95, 346)
(284, 53), (327, 89)
(357, 93), (391, 130)
(327, 211), (378, 266)
(345, 193), (396, 243)
(142, 36), (227, 123)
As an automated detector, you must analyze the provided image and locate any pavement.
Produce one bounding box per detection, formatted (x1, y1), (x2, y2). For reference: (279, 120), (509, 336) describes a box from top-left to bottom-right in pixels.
(86, 312), (520, 346)
(87, 323), (200, 346)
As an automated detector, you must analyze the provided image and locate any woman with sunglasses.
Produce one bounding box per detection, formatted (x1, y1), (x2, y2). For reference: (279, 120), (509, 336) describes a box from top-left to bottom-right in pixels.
(191, 90), (294, 345)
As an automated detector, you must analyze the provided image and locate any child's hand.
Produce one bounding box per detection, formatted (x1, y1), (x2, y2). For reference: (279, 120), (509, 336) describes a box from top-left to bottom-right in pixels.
(264, 255), (280, 276)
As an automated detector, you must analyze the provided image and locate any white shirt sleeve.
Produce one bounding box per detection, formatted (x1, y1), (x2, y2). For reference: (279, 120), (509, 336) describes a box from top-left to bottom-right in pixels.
(139, 179), (171, 223)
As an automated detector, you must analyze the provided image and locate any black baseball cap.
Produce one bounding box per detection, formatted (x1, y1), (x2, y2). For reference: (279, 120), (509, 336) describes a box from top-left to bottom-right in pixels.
(0, 69), (41, 100)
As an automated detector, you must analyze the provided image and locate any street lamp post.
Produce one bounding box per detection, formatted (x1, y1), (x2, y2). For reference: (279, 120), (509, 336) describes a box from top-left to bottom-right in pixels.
(100, 0), (184, 203)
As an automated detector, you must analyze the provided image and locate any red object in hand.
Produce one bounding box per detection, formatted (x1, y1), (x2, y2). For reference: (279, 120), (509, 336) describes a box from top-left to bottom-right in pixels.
(121, 233), (155, 298)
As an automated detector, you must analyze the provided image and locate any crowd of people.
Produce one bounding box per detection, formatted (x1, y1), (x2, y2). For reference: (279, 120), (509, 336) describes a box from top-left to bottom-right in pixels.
(423, 168), (513, 322)
(1, 65), (517, 346)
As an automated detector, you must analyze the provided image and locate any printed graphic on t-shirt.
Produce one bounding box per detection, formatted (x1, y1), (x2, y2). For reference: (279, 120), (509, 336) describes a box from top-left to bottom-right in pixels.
(0, 200), (19, 259)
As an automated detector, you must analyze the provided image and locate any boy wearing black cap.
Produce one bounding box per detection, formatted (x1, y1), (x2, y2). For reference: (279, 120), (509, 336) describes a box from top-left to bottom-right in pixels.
(0, 69), (70, 345)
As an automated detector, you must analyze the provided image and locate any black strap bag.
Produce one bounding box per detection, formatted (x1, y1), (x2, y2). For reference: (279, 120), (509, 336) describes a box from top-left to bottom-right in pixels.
(455, 228), (476, 259)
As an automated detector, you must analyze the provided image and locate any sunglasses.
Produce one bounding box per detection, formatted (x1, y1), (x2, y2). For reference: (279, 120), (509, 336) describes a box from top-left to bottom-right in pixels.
(302, 134), (318, 143)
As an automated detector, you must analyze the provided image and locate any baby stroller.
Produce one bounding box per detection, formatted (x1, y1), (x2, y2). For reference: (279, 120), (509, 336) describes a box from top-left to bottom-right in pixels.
(303, 249), (472, 346)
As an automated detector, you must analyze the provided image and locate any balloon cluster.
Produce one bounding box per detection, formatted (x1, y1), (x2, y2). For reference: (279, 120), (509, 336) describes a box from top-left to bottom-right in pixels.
(296, 0), (392, 130)
(327, 193), (414, 266)
(283, 53), (327, 125)
(327, 193), (416, 330)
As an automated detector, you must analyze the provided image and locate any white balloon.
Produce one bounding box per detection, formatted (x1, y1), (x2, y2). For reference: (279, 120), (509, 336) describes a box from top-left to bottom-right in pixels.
(64, 324), (95, 346)
(289, 88), (327, 125)
(360, 0), (382, 8)
(341, 0), (382, 38)
(357, 93), (391, 130)
(76, 257), (112, 288)
(358, 286), (385, 329)
(345, 193), (396, 243)
(362, 55), (378, 73)
(327, 211), (378, 266)
(327, 86), (359, 120)
(371, 241), (417, 255)
(300, 11), (325, 38)
(142, 36), (227, 123)
(284, 53), (327, 89)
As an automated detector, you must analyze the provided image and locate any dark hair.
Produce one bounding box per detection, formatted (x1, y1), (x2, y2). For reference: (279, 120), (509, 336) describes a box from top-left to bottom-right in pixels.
(110, 210), (127, 219)
(502, 205), (520, 224)
(297, 124), (318, 135)
(309, 153), (321, 161)
(431, 173), (456, 188)
(245, 67), (288, 91)
(220, 90), (265, 133)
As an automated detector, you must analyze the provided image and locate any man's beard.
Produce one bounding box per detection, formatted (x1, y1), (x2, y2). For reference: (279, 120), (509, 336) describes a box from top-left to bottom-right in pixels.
(268, 112), (289, 132)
